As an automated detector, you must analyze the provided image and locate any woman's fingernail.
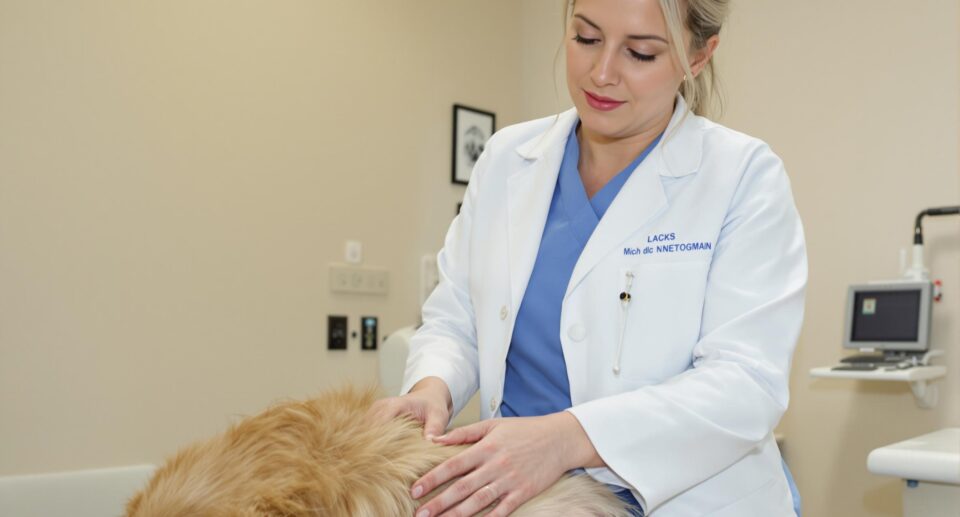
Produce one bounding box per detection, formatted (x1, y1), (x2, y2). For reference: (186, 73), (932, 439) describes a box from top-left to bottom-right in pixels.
(424, 434), (435, 440)
(434, 434), (447, 441)
(411, 485), (423, 498)
(415, 509), (430, 517)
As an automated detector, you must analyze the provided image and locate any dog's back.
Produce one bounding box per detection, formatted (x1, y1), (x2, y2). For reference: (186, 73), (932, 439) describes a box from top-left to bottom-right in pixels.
(127, 387), (630, 516)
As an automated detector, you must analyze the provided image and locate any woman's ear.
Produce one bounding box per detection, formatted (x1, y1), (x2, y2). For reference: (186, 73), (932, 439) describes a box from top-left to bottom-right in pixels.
(689, 34), (720, 77)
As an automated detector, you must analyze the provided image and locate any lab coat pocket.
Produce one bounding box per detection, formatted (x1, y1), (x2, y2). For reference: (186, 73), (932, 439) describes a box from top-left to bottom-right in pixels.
(615, 260), (710, 381)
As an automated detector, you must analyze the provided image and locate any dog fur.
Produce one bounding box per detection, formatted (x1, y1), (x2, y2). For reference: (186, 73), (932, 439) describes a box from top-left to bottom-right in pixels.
(126, 387), (630, 516)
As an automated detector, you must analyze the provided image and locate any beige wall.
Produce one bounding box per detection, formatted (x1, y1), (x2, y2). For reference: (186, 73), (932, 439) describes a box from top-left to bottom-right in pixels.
(520, 0), (572, 120)
(0, 0), (524, 475)
(3, 3), (960, 517)
(719, 1), (960, 516)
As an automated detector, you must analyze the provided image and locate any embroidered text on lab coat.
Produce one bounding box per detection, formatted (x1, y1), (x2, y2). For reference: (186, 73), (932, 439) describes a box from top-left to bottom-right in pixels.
(624, 233), (713, 256)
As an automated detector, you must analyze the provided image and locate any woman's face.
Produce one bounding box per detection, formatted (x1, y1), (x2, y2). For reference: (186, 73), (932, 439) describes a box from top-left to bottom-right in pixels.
(565, 0), (686, 140)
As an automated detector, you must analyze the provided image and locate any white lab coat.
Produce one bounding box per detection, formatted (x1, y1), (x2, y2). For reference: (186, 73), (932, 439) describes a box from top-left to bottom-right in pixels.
(402, 95), (807, 516)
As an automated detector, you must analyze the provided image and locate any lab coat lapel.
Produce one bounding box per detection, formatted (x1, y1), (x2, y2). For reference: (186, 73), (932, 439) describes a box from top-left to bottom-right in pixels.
(565, 159), (668, 298)
(564, 96), (702, 299)
(507, 110), (578, 314)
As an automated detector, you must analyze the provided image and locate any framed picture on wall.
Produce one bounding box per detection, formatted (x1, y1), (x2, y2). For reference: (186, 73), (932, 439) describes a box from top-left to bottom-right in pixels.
(452, 104), (495, 185)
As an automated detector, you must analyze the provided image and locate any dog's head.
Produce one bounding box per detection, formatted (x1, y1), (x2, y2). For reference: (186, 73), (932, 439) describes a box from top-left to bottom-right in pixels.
(125, 438), (264, 517)
(125, 386), (452, 516)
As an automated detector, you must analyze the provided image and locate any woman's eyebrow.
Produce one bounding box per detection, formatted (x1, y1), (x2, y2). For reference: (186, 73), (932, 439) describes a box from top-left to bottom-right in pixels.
(574, 14), (669, 43)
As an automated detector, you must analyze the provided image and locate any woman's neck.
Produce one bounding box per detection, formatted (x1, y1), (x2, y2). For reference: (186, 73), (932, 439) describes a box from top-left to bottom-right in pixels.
(576, 110), (672, 199)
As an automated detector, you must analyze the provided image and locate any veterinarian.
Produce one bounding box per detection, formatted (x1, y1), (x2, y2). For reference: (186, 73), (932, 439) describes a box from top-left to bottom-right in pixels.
(372, 0), (805, 515)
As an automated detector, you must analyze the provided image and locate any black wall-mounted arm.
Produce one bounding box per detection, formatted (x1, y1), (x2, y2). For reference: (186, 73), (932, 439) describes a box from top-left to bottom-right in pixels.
(913, 206), (960, 245)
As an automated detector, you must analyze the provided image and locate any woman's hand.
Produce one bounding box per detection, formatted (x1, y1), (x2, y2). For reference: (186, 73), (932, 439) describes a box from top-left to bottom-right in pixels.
(410, 412), (604, 517)
(368, 377), (453, 439)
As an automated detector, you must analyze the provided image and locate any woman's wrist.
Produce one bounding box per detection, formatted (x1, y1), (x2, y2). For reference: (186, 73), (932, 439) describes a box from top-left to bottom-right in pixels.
(550, 411), (605, 470)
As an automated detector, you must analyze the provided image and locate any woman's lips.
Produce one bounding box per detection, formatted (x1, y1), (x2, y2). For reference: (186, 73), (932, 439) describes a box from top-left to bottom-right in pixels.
(584, 90), (625, 111)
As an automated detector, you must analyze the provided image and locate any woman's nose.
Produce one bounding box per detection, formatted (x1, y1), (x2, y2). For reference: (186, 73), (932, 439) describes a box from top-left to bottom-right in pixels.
(590, 46), (620, 87)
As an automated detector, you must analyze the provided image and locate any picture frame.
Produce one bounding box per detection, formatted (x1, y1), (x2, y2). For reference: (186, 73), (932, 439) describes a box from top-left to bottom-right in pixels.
(451, 104), (495, 185)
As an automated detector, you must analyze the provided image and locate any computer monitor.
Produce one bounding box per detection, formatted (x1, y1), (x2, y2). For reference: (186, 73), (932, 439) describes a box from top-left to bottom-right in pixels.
(842, 281), (932, 352)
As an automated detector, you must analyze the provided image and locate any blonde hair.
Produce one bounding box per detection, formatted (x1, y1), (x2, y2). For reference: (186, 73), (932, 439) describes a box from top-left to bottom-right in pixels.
(562, 0), (730, 118)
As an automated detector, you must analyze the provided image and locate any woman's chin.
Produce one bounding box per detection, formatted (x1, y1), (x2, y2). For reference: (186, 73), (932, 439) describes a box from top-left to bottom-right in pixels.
(576, 113), (628, 140)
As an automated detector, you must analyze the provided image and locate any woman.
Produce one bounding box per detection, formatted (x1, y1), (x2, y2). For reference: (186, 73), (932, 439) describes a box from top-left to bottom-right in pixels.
(371, 0), (806, 515)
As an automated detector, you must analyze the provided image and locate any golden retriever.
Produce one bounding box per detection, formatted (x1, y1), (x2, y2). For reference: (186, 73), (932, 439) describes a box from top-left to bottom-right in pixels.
(126, 387), (630, 516)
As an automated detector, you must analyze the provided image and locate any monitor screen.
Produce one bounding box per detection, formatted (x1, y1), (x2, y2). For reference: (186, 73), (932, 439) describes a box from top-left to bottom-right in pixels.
(850, 290), (921, 342)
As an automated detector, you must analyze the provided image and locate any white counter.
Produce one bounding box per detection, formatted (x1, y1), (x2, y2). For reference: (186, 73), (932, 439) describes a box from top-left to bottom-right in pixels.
(867, 428), (960, 484)
(867, 428), (960, 517)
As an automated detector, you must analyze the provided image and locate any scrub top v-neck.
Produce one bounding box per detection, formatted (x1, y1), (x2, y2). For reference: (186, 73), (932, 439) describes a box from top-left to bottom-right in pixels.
(500, 122), (662, 418)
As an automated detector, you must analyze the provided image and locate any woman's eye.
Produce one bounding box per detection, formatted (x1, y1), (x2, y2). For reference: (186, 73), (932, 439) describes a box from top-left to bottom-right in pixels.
(572, 34), (599, 45)
(628, 49), (656, 62)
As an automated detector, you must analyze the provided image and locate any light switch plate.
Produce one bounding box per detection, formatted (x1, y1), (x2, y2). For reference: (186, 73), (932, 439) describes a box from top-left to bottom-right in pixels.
(329, 264), (389, 295)
(360, 316), (378, 350)
(327, 315), (347, 350)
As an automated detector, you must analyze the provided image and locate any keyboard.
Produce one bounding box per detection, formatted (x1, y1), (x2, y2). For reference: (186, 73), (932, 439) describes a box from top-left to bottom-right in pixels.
(840, 355), (887, 364)
(832, 364), (879, 371)
(831, 360), (916, 372)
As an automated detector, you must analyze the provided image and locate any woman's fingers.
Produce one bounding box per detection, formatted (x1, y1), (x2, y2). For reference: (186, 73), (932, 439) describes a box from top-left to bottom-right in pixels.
(420, 415), (575, 516)
(485, 491), (525, 517)
(423, 406), (448, 439)
(412, 448), (482, 504)
(365, 400), (398, 424)
(368, 395), (451, 440)
(437, 479), (501, 517)
(433, 420), (494, 445)
(415, 467), (496, 517)
(430, 484), (500, 517)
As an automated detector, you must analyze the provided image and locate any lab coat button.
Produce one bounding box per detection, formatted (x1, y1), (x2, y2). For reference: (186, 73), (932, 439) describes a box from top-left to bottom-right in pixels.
(499, 306), (508, 320)
(568, 324), (586, 342)
(489, 397), (498, 412)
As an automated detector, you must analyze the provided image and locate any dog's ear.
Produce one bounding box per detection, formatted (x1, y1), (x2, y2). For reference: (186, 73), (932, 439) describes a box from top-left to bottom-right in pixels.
(124, 491), (143, 516)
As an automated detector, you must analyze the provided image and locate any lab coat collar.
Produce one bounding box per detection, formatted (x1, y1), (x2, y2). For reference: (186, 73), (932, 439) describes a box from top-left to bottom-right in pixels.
(505, 135), (565, 316)
(514, 110), (579, 162)
(514, 94), (704, 179)
(507, 94), (705, 310)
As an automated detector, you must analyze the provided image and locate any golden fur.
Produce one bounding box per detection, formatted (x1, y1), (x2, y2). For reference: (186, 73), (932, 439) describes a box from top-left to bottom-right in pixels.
(127, 387), (630, 516)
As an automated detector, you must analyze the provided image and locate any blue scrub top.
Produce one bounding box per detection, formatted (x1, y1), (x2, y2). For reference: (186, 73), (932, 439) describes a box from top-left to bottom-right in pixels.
(500, 122), (661, 418)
